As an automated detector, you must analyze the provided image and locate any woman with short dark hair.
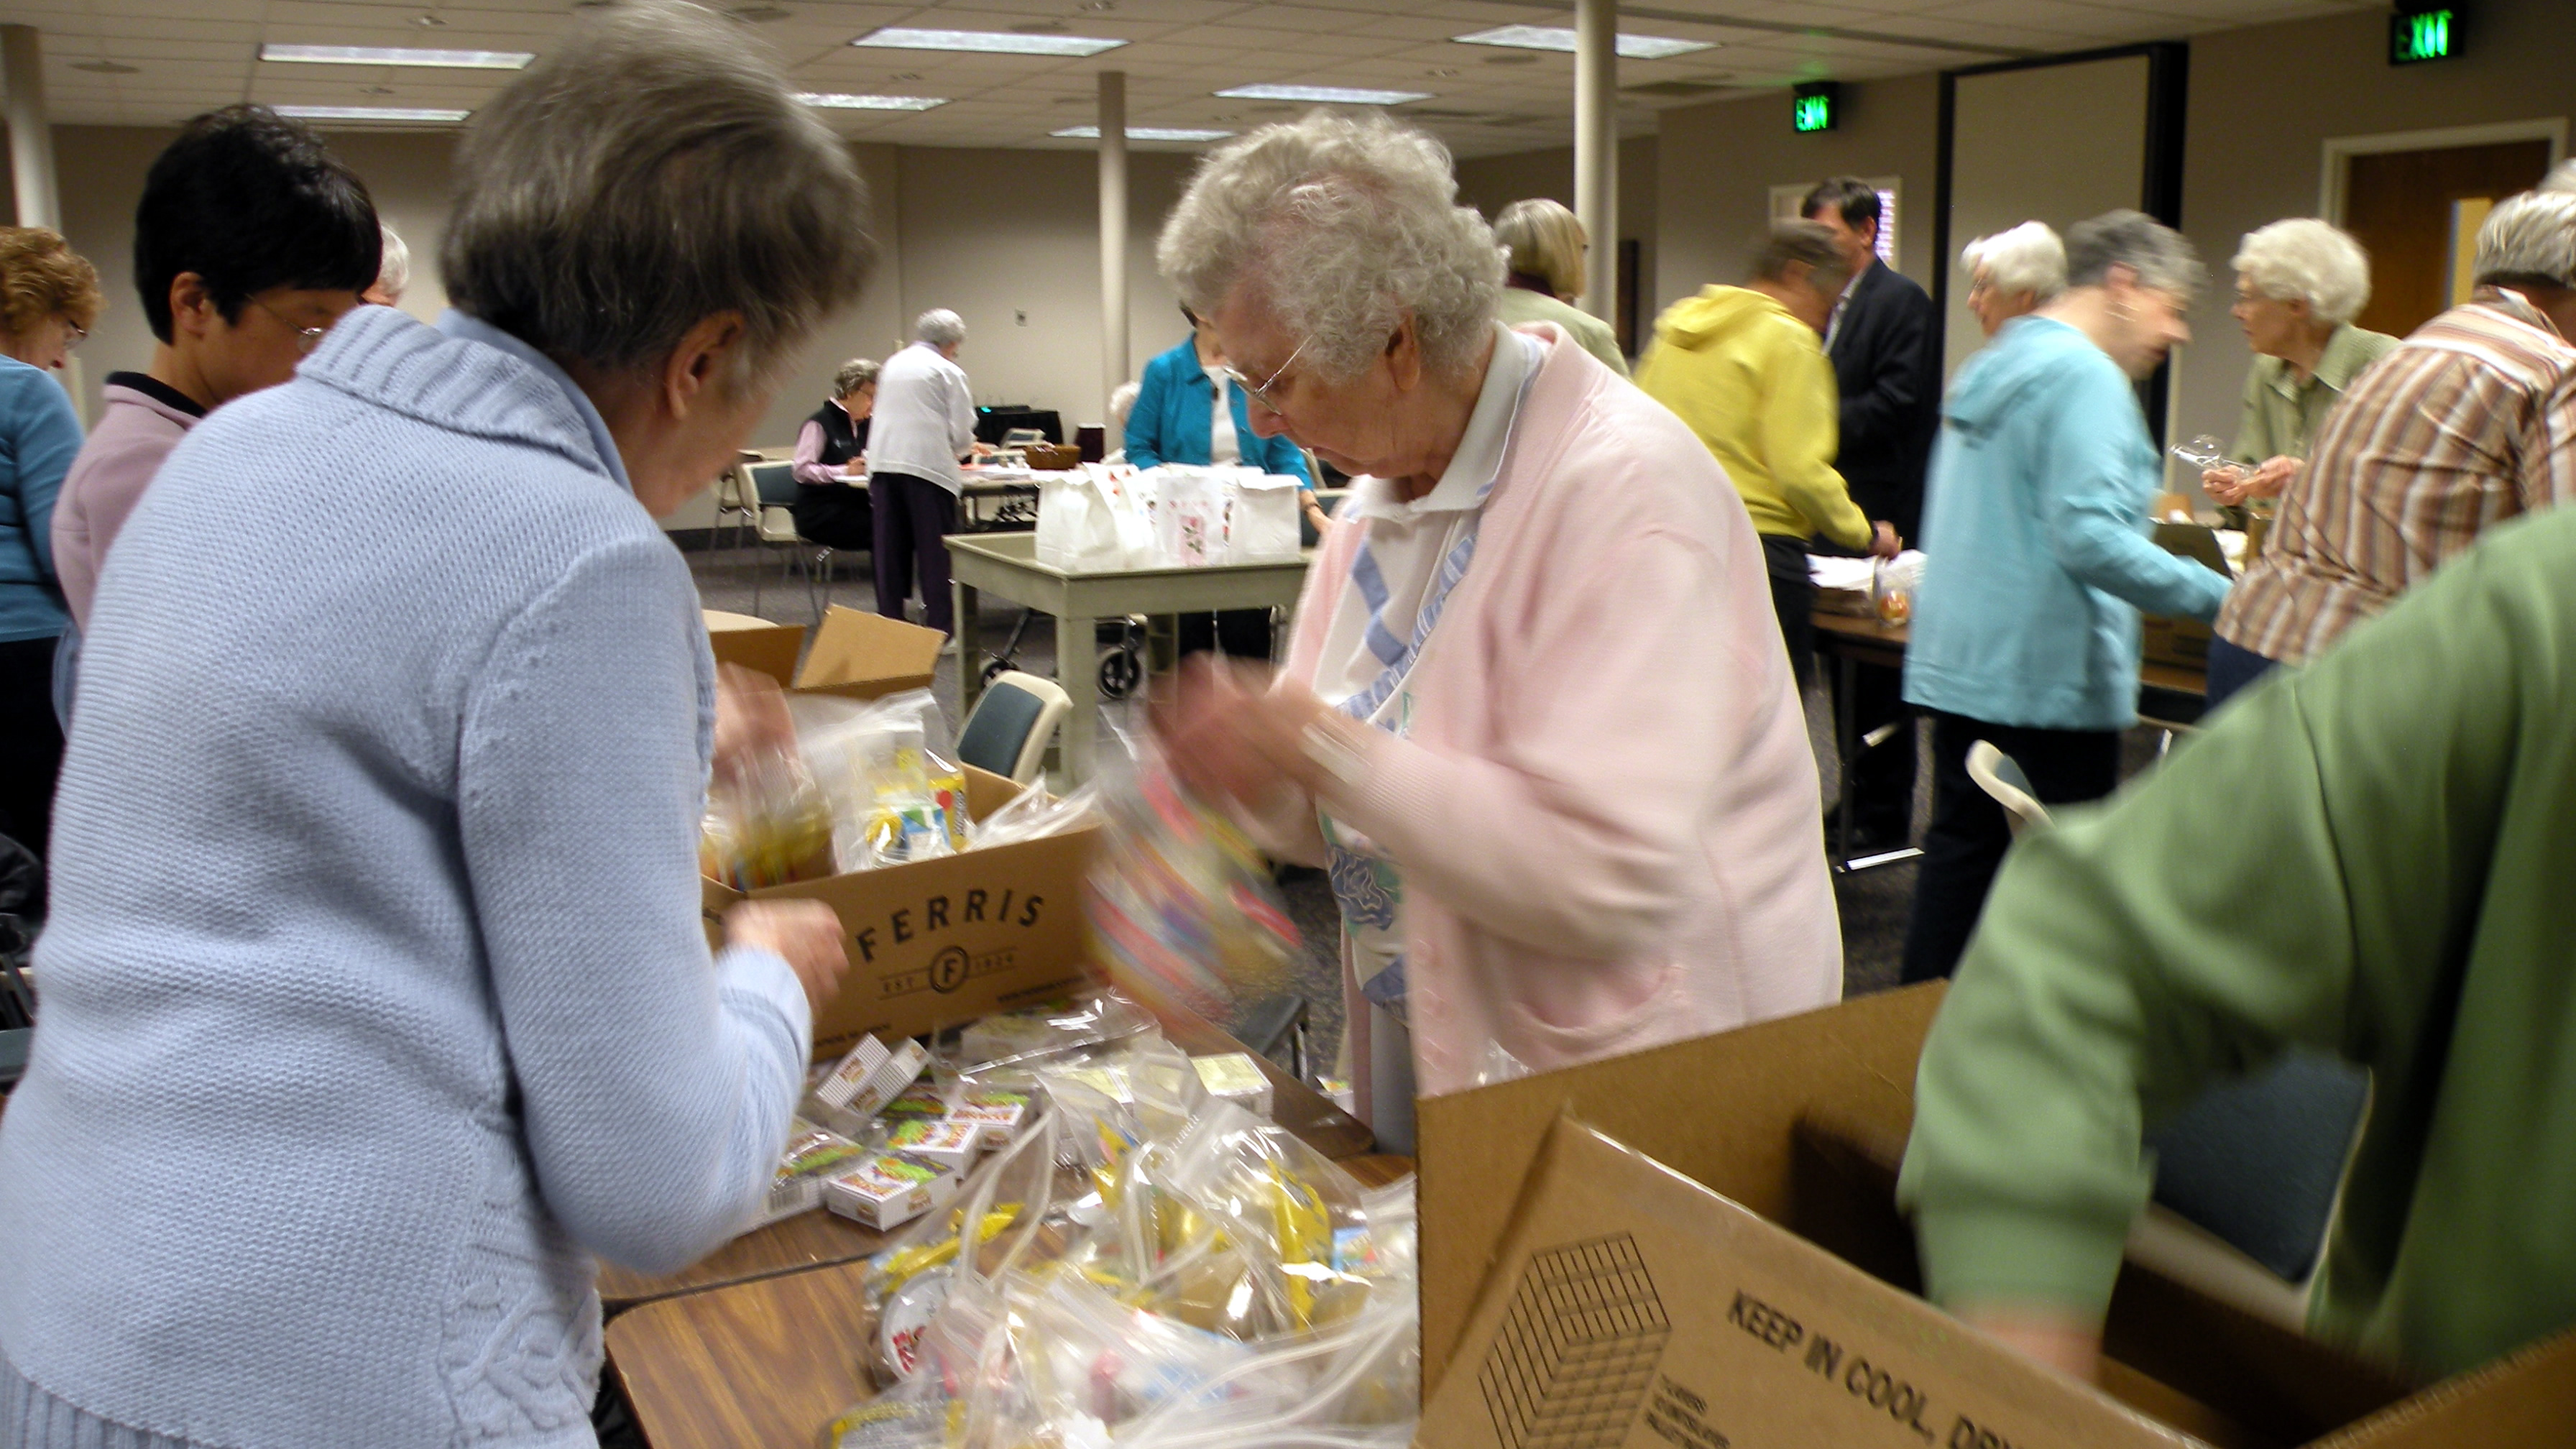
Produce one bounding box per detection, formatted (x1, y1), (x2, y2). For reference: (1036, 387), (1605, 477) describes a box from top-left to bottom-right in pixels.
(0, 6), (870, 1442)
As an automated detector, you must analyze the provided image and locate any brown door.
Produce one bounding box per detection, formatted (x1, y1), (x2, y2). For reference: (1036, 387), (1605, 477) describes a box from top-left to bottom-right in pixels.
(2342, 139), (2552, 338)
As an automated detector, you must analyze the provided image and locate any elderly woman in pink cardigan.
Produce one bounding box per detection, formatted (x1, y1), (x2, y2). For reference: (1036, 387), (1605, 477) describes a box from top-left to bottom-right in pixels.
(1151, 111), (1841, 1152)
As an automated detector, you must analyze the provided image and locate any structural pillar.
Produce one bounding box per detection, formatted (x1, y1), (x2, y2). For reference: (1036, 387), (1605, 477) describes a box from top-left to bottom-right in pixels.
(2, 25), (59, 231)
(1572, 0), (1617, 322)
(1098, 70), (1129, 425)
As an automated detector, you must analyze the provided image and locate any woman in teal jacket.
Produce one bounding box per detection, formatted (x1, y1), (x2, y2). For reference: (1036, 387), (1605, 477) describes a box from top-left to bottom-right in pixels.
(1900, 211), (2231, 984)
(1127, 307), (1320, 656)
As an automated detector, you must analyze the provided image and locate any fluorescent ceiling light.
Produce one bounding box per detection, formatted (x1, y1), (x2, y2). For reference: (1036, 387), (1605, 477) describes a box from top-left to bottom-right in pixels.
(273, 105), (470, 122)
(1213, 83), (1432, 105)
(1451, 24), (1716, 59)
(799, 92), (947, 110)
(850, 27), (1125, 56)
(1052, 125), (1233, 142)
(259, 43), (531, 68)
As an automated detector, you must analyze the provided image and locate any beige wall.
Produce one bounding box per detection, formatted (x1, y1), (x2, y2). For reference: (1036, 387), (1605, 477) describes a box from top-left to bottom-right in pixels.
(1452, 134), (1660, 336)
(1944, 55), (2153, 375)
(1653, 72), (1944, 316)
(890, 145), (1195, 435)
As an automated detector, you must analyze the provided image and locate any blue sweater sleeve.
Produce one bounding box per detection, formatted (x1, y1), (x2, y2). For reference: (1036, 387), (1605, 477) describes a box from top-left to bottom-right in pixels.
(456, 536), (809, 1274)
(1125, 353), (1169, 469)
(7, 368), (83, 582)
(2037, 369), (2231, 623)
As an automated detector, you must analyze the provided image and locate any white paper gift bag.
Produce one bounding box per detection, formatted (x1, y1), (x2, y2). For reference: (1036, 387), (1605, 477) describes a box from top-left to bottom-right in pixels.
(1146, 466), (1228, 568)
(1036, 470), (1146, 571)
(1223, 473), (1304, 563)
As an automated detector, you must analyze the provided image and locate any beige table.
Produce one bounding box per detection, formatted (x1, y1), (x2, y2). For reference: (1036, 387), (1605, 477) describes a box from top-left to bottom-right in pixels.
(945, 532), (1314, 782)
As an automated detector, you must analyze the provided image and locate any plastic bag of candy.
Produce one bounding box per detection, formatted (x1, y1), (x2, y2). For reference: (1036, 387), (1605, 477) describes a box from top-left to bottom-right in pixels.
(1082, 731), (1300, 1022)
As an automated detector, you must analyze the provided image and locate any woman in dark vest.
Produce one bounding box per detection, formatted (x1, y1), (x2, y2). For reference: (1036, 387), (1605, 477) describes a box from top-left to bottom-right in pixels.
(789, 356), (875, 548)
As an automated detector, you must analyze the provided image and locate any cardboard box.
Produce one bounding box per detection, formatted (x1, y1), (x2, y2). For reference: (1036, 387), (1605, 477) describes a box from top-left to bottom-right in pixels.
(703, 765), (1100, 1059)
(794, 606), (944, 702)
(702, 610), (806, 689)
(1418, 985), (2576, 1449)
(2143, 612), (2214, 670)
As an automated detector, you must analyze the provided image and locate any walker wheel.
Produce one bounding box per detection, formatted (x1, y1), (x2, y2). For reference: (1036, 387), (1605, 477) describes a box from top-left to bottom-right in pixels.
(1098, 646), (1144, 701)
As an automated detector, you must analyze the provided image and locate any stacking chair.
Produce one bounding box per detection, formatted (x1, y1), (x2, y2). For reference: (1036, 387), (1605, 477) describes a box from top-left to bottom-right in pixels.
(712, 464), (762, 559)
(954, 670), (1071, 787)
(745, 460), (834, 624)
(1964, 741), (2372, 1328)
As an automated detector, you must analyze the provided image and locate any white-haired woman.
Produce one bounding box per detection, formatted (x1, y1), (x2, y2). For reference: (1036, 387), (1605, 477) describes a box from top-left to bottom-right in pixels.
(1961, 221), (2064, 338)
(363, 220), (410, 306)
(870, 306), (983, 637)
(1151, 111), (1840, 1153)
(1491, 197), (1627, 375)
(0, 5), (867, 1442)
(2208, 218), (2396, 510)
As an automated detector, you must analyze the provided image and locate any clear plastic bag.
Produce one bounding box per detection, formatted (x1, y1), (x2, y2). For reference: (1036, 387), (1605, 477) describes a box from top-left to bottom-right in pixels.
(1083, 732), (1300, 1023)
(799, 689), (972, 872)
(970, 778), (1101, 851)
(702, 744), (835, 889)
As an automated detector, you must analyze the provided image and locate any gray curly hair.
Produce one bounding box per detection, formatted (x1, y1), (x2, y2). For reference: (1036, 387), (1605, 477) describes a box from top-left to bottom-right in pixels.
(2233, 218), (2372, 326)
(832, 356), (879, 397)
(443, 0), (873, 386)
(1156, 109), (1501, 382)
(2064, 209), (2203, 298)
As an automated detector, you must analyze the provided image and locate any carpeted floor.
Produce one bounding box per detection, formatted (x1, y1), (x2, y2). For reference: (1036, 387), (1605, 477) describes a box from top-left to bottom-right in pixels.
(691, 535), (2172, 1075)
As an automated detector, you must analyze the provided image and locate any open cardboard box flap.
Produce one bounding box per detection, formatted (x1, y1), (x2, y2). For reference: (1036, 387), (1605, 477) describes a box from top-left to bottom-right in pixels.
(702, 765), (1100, 1058)
(1417, 985), (2576, 1449)
(794, 606), (944, 702)
(702, 610), (805, 690)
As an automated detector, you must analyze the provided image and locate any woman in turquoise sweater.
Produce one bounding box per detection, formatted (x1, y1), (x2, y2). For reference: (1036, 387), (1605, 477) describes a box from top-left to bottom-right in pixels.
(1900, 211), (2230, 984)
(1127, 306), (1321, 657)
(0, 227), (101, 870)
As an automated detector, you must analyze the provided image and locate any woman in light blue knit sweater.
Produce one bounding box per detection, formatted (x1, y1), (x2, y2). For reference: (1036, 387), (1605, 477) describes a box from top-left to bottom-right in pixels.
(0, 8), (873, 1445)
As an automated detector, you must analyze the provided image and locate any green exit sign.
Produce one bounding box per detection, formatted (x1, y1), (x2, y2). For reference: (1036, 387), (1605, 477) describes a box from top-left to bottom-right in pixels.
(2391, 7), (2456, 64)
(1793, 83), (1839, 133)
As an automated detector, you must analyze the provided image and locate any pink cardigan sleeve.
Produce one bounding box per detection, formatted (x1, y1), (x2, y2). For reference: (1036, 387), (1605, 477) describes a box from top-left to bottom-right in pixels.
(1312, 523), (1760, 960)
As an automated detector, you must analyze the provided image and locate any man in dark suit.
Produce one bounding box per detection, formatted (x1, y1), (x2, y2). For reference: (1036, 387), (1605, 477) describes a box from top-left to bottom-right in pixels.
(1805, 177), (1941, 852)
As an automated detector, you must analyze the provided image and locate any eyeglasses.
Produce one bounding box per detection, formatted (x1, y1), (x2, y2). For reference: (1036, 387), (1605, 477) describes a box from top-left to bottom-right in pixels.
(1215, 338), (1308, 409)
(252, 297), (334, 355)
(60, 323), (86, 353)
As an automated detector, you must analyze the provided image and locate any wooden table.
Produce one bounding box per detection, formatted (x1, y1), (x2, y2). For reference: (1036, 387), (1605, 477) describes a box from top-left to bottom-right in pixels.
(945, 532), (1313, 783)
(594, 1000), (1369, 1315)
(1808, 609), (2209, 872)
(607, 1154), (1414, 1449)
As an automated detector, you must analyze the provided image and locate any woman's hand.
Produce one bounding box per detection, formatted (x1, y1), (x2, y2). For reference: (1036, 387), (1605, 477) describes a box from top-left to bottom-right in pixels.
(1956, 1305), (2102, 1384)
(712, 663), (796, 786)
(2202, 464), (2256, 507)
(2242, 454), (2301, 500)
(1150, 655), (1333, 808)
(1869, 520), (1903, 560)
(724, 899), (851, 1016)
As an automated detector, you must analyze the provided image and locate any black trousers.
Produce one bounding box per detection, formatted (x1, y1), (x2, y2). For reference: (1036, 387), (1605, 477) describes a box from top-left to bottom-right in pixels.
(791, 484), (873, 552)
(870, 472), (959, 635)
(0, 633), (63, 864)
(1900, 710), (2122, 984)
(1759, 533), (1816, 689)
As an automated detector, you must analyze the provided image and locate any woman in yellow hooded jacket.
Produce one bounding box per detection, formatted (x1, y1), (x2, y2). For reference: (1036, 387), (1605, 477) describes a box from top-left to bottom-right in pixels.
(1637, 220), (1899, 684)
